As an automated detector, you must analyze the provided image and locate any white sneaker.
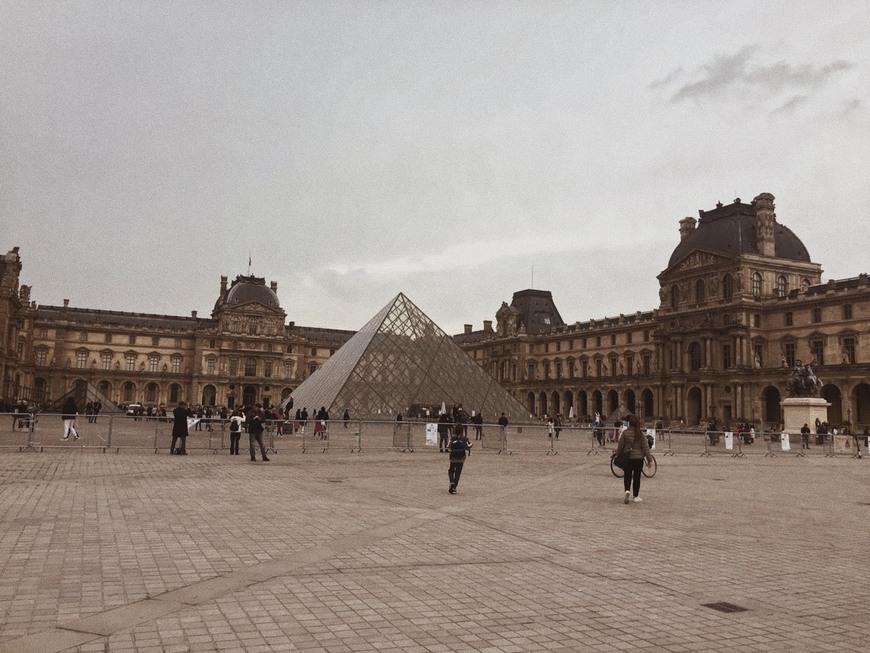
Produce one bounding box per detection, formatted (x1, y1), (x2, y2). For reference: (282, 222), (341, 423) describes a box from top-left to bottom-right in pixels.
(633, 496), (643, 503)
(61, 437), (68, 441)
(624, 491), (631, 504)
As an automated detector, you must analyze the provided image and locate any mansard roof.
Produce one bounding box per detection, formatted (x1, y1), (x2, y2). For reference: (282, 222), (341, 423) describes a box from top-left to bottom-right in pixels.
(509, 289), (565, 335)
(667, 198), (811, 269)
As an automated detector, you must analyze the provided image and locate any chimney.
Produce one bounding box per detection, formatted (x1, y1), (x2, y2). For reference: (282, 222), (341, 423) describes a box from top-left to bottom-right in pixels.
(220, 275), (228, 301)
(270, 281), (278, 292)
(191, 310), (198, 318)
(679, 217), (697, 241)
(63, 298), (69, 308)
(464, 324), (473, 334)
(754, 192), (776, 257)
(483, 320), (493, 331)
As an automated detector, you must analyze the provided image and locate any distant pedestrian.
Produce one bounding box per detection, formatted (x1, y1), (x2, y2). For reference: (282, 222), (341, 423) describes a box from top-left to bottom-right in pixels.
(170, 401), (191, 454)
(342, 409), (350, 428)
(800, 423), (811, 449)
(248, 404), (270, 461)
(616, 414), (653, 504)
(472, 412), (483, 440)
(228, 408), (244, 455)
(60, 396), (80, 441)
(437, 412), (452, 452)
(447, 424), (472, 494)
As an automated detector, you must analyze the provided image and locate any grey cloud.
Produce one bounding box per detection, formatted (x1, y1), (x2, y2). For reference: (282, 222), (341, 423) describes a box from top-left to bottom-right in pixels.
(771, 95), (809, 115)
(841, 98), (863, 115)
(670, 47), (854, 103)
(648, 66), (684, 90)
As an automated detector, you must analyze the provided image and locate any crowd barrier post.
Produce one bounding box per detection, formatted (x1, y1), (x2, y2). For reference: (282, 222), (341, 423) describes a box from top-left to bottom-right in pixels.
(20, 412), (41, 452)
(546, 430), (558, 455)
(351, 421), (362, 453)
(399, 423), (413, 453)
(497, 426), (512, 454)
(700, 433), (712, 457)
(824, 433), (835, 458)
(764, 433), (777, 457)
(663, 429), (676, 456)
(587, 429), (602, 456)
(731, 435), (745, 458)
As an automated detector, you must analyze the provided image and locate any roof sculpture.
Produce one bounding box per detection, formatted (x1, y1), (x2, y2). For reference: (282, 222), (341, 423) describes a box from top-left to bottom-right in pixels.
(282, 293), (533, 423)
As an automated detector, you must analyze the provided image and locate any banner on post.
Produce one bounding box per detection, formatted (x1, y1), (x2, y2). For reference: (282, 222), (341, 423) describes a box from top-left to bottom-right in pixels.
(781, 432), (790, 451)
(425, 423), (437, 447)
(646, 428), (656, 450)
(724, 432), (733, 450)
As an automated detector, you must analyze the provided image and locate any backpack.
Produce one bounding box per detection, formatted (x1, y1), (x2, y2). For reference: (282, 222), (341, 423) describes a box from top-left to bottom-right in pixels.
(450, 437), (466, 457)
(229, 418), (240, 433)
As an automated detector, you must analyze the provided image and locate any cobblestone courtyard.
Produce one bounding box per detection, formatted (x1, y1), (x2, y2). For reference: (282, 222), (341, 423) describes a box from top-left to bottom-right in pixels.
(0, 446), (868, 652)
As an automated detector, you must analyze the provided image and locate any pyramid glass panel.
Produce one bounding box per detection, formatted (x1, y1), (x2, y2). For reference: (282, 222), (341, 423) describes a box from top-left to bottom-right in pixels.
(284, 293), (532, 423)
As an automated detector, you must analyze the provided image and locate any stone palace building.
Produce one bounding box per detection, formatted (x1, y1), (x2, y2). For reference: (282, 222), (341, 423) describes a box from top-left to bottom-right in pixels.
(2, 192), (869, 428)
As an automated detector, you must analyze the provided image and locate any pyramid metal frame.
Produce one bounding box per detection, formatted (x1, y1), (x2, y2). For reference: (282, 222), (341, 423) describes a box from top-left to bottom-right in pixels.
(284, 293), (532, 423)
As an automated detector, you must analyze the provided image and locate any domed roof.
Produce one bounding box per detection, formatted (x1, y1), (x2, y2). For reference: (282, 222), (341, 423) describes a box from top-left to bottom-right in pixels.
(667, 198), (811, 269)
(224, 275), (280, 309)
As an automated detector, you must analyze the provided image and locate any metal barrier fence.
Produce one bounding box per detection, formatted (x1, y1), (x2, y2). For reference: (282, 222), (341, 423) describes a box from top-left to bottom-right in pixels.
(1, 412), (867, 460)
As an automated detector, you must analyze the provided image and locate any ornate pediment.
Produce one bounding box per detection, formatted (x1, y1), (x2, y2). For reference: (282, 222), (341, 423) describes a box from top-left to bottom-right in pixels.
(675, 250), (724, 272)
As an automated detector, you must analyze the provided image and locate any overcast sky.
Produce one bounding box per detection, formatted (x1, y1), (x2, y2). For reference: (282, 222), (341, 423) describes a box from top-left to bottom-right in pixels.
(2, 1), (868, 335)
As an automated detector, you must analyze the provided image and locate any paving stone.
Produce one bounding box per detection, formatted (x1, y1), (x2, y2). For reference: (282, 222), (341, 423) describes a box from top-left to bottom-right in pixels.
(0, 451), (868, 652)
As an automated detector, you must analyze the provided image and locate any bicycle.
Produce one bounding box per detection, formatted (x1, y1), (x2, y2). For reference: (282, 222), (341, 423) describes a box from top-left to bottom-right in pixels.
(610, 452), (657, 478)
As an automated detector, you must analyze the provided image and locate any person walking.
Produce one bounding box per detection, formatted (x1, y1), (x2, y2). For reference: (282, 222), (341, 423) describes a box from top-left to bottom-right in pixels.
(228, 408), (244, 455)
(615, 414), (653, 504)
(437, 411), (452, 452)
(248, 404), (270, 461)
(447, 424), (472, 494)
(170, 401), (191, 454)
(60, 396), (80, 441)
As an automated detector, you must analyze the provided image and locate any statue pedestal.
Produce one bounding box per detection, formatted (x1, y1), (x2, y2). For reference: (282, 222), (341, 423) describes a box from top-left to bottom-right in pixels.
(780, 397), (830, 433)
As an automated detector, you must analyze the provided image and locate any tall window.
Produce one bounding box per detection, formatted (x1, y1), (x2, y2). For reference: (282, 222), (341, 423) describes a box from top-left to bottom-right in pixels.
(784, 342), (796, 367)
(77, 351), (88, 368)
(206, 358), (215, 375)
(753, 314), (761, 328)
(688, 342), (702, 371)
(810, 339), (824, 365)
(695, 279), (706, 305)
(844, 304), (853, 319)
(527, 363), (535, 379)
(722, 344), (732, 369)
(775, 275), (788, 297)
(812, 308), (822, 323)
(751, 271), (762, 298)
(723, 274), (734, 300)
(670, 284), (680, 308)
(609, 355), (617, 376)
(126, 354), (136, 371)
(102, 352), (112, 370)
(36, 348), (48, 366)
(785, 312), (793, 326)
(625, 356), (634, 376)
(148, 354), (158, 372)
(842, 337), (856, 364)
(642, 354), (650, 375)
(284, 361), (293, 378)
(228, 358), (238, 376)
(171, 356), (181, 374)
(244, 357), (257, 376)
(264, 361), (273, 378)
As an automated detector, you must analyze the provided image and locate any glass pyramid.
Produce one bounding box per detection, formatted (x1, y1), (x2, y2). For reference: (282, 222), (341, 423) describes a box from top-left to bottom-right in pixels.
(285, 293), (532, 423)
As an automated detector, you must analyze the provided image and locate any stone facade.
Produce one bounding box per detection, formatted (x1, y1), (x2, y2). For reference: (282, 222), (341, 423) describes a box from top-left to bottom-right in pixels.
(457, 193), (870, 430)
(1, 267), (353, 411)
(3, 191), (869, 428)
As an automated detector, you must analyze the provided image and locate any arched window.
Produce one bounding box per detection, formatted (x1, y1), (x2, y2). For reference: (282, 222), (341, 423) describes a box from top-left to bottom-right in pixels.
(688, 342), (702, 371)
(723, 274), (734, 300)
(751, 271), (762, 298)
(775, 275), (788, 297)
(695, 279), (706, 305)
(670, 284), (680, 309)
